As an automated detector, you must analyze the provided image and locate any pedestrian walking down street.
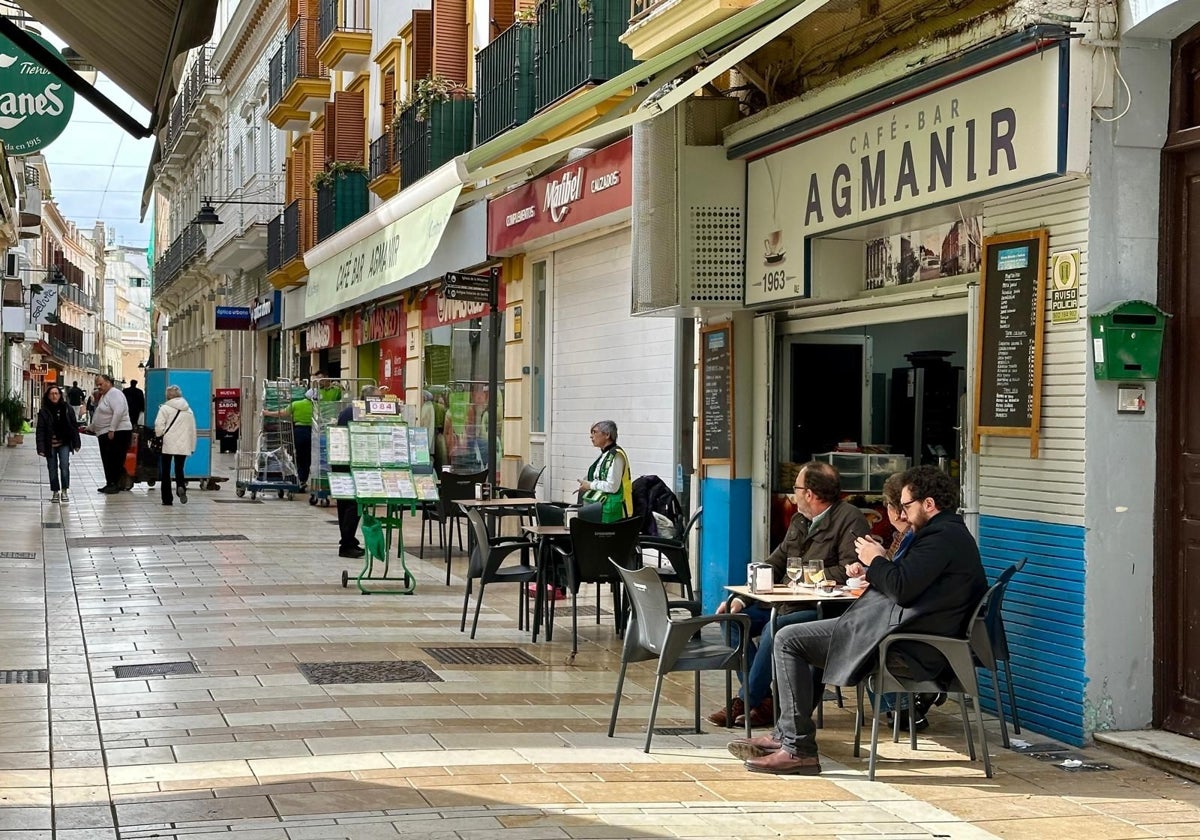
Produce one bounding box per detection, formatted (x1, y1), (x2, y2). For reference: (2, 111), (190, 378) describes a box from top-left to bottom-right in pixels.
(36, 384), (81, 504)
(89, 374), (133, 494)
(124, 379), (147, 428)
(66, 380), (86, 422)
(155, 385), (198, 506)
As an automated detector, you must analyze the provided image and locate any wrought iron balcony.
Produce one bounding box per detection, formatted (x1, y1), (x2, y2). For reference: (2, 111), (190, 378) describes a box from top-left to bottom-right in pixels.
(536, 0), (635, 110)
(316, 171), (368, 242)
(268, 45), (284, 110)
(267, 212), (283, 273)
(281, 199), (315, 265)
(269, 15), (329, 126)
(58, 282), (97, 313)
(318, 0), (371, 68)
(476, 22), (536, 145)
(396, 97), (474, 191)
(162, 46), (219, 158)
(284, 16), (327, 92)
(152, 222), (207, 298)
(369, 131), (396, 182)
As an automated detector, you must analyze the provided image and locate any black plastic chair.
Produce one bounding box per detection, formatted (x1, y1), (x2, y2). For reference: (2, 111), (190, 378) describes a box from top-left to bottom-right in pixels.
(608, 563), (752, 752)
(852, 582), (1000, 781)
(459, 507), (537, 639)
(498, 463), (545, 499)
(556, 516), (642, 661)
(422, 469), (487, 584)
(638, 506), (702, 600)
(973, 557), (1027, 748)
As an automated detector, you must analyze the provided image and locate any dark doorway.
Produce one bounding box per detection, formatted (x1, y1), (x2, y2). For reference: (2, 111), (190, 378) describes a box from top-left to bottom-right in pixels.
(1156, 22), (1200, 737)
(788, 341), (865, 462)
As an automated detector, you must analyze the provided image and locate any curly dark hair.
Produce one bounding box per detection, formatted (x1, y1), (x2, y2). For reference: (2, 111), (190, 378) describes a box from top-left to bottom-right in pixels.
(899, 465), (959, 513)
(799, 461), (841, 503)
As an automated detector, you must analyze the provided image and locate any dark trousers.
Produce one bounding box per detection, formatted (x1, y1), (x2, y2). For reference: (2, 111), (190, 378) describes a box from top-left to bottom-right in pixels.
(294, 425), (312, 485)
(337, 498), (361, 550)
(772, 618), (837, 758)
(99, 430), (132, 488)
(160, 454), (187, 503)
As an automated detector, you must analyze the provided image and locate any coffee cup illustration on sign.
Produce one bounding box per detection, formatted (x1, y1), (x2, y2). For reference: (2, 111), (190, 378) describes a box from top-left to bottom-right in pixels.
(764, 230), (786, 264)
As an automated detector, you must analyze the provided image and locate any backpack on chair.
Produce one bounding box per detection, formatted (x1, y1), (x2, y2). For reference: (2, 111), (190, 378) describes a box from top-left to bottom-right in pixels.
(631, 475), (684, 538)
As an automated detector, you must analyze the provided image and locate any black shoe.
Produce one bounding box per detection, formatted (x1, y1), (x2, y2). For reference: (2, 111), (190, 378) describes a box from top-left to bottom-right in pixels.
(891, 709), (929, 731)
(339, 546), (365, 559)
(100, 486), (120, 494)
(162, 501), (173, 506)
(914, 692), (947, 717)
(178, 486), (188, 504)
(98, 485), (111, 493)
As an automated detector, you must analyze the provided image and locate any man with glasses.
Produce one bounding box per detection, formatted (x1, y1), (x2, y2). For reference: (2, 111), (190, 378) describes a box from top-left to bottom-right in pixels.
(706, 461), (869, 729)
(727, 464), (987, 775)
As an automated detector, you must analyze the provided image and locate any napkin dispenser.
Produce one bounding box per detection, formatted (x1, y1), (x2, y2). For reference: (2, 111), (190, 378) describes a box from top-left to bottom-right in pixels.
(747, 563), (775, 594)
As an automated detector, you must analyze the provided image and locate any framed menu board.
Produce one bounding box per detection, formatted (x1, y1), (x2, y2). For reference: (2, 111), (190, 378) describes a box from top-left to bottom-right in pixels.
(701, 322), (734, 469)
(973, 229), (1048, 458)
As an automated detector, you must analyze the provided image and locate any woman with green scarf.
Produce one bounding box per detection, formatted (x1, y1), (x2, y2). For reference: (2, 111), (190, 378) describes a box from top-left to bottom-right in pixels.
(578, 419), (633, 523)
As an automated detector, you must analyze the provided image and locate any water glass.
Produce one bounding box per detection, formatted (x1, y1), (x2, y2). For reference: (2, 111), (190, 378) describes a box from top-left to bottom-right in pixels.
(786, 556), (804, 593)
(804, 557), (823, 585)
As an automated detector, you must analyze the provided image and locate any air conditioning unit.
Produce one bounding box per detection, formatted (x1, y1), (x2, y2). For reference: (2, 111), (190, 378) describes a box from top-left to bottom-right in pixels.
(4, 252), (18, 280)
(631, 97), (745, 318)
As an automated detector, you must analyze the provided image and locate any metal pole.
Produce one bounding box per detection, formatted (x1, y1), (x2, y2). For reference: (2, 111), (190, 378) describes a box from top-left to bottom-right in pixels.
(487, 266), (500, 485)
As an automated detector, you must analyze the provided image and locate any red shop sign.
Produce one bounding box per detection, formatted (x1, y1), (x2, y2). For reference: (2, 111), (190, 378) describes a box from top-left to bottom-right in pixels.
(487, 136), (632, 254)
(421, 277), (508, 331)
(305, 317), (340, 351)
(357, 301), (404, 344)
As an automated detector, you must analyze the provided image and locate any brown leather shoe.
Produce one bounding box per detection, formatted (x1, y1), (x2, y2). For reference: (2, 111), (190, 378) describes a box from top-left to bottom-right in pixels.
(736, 696), (774, 728)
(744, 748), (822, 776)
(726, 734), (781, 761)
(706, 697), (745, 727)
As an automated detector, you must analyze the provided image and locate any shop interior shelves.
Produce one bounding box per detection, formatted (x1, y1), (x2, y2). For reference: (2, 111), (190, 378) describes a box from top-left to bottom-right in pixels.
(815, 452), (910, 493)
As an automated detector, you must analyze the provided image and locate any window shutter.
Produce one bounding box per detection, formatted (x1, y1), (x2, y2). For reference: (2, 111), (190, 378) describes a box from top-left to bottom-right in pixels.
(286, 148), (303, 203)
(432, 0), (468, 84)
(411, 9), (433, 84)
(491, 0), (516, 39)
(309, 131), (325, 194)
(333, 90), (365, 165)
(323, 100), (337, 167)
(382, 71), (396, 128)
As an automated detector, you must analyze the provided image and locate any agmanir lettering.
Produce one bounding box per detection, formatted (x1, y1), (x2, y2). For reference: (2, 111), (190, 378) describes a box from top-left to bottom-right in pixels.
(800, 106), (1017, 227)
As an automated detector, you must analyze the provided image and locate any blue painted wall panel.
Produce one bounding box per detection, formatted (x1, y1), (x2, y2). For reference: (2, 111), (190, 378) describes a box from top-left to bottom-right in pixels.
(977, 514), (1086, 746)
(699, 477), (752, 615)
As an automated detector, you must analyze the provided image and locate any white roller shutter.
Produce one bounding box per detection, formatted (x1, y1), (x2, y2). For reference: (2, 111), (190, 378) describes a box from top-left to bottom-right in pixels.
(548, 230), (677, 504)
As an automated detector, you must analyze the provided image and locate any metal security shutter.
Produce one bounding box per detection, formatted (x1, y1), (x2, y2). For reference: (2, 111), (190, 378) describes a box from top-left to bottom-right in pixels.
(549, 230), (676, 505)
(432, 0), (468, 84)
(977, 179), (1090, 746)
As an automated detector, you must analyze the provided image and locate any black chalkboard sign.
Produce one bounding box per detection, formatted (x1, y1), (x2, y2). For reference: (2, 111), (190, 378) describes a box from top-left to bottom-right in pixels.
(973, 229), (1047, 458)
(701, 323), (734, 468)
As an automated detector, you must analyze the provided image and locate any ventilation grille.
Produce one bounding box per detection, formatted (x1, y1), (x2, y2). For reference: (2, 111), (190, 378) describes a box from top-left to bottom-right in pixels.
(688, 206), (744, 304)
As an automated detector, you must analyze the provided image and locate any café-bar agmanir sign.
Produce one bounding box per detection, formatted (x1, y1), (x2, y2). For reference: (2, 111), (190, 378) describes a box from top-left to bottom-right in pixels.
(0, 29), (75, 156)
(745, 43), (1067, 306)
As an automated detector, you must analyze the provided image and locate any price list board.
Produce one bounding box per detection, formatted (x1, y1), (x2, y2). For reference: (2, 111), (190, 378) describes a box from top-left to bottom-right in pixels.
(973, 229), (1048, 458)
(700, 322), (734, 469)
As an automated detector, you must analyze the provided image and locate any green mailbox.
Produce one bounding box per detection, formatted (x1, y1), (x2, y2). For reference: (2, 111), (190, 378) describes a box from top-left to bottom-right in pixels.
(1089, 300), (1169, 381)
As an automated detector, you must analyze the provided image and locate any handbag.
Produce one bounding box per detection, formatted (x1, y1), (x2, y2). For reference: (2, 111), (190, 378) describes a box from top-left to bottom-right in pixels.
(147, 408), (181, 456)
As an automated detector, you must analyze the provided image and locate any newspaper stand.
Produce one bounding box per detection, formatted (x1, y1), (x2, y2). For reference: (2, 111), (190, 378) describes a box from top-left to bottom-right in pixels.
(235, 378), (303, 500)
(328, 398), (439, 594)
(309, 378), (376, 507)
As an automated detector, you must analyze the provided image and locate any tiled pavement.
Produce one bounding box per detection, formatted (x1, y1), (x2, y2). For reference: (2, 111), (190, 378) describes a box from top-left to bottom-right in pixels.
(2, 439), (1199, 839)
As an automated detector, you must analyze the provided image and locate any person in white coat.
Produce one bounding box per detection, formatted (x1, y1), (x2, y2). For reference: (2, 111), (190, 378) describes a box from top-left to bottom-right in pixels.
(155, 384), (198, 506)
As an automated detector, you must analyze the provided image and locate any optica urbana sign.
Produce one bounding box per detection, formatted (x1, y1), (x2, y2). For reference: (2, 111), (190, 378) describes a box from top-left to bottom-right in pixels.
(0, 29), (75, 156)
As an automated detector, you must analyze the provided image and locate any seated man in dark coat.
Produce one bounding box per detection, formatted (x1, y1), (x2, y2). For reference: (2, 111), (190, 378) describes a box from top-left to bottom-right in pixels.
(725, 465), (988, 775)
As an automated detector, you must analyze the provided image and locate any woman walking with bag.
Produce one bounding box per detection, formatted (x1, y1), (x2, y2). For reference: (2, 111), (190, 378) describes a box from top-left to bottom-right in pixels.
(36, 385), (81, 503)
(154, 385), (197, 506)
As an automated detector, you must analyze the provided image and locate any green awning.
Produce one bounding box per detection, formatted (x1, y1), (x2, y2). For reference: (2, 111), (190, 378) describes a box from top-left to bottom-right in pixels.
(464, 0), (831, 178)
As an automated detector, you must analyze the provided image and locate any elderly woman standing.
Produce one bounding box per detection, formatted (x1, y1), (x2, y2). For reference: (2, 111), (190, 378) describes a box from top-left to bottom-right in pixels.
(36, 385), (81, 503)
(155, 384), (198, 506)
(577, 419), (633, 523)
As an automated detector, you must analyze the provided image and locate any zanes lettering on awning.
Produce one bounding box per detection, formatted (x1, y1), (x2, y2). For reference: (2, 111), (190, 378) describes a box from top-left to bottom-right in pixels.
(745, 45), (1068, 307)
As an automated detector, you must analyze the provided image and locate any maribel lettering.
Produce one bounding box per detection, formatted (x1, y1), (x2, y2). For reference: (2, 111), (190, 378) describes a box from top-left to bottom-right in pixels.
(803, 107), (1017, 226)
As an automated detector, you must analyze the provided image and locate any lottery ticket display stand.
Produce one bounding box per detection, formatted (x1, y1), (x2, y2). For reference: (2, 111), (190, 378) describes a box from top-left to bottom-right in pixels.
(327, 400), (439, 594)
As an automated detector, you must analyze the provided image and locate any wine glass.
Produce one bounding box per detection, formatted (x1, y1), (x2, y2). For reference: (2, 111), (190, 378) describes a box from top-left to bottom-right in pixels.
(786, 556), (804, 593)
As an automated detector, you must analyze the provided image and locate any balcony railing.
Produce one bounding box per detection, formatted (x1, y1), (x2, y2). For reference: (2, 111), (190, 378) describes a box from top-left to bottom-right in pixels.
(316, 171), (369, 242)
(267, 213), (283, 272)
(536, 0), (635, 110)
(283, 16), (327, 92)
(281, 200), (315, 266)
(369, 130), (397, 182)
(163, 46), (219, 155)
(476, 22), (536, 145)
(58, 282), (97, 313)
(629, 0), (668, 24)
(268, 45), (284, 110)
(153, 222), (207, 297)
(318, 0), (369, 46)
(397, 97), (474, 191)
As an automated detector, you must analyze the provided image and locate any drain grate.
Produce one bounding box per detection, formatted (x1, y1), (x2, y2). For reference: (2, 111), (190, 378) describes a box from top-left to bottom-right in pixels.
(0, 669), (47, 684)
(171, 534), (249, 543)
(0, 551), (37, 560)
(68, 535), (173, 548)
(297, 661), (443, 685)
(213, 498), (261, 504)
(569, 605), (610, 617)
(113, 661), (199, 679)
(42, 522), (62, 529)
(1011, 741), (1068, 754)
(654, 727), (701, 736)
(0, 494), (28, 500)
(421, 646), (542, 666)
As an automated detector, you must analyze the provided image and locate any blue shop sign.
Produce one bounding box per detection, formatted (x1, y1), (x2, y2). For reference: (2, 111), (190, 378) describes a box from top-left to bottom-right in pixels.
(215, 305), (253, 331)
(252, 291), (282, 329)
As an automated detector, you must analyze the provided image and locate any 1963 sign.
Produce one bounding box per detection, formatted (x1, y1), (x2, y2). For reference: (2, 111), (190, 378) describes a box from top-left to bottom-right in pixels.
(745, 45), (1068, 307)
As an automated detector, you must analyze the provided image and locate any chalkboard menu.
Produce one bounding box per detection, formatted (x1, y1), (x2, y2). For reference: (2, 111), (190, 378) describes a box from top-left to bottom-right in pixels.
(973, 229), (1047, 458)
(701, 323), (734, 468)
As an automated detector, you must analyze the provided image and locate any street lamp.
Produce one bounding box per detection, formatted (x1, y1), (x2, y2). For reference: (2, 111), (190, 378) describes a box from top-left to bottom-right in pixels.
(194, 195), (286, 235)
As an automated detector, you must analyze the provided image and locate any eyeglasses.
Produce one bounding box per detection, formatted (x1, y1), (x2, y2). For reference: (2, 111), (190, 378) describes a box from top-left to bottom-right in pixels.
(898, 498), (924, 510)
(793, 485), (808, 493)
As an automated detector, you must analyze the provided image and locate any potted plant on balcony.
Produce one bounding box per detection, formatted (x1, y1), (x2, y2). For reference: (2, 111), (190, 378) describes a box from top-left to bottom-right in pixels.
(393, 75), (472, 124)
(313, 161), (369, 239)
(311, 160), (368, 191)
(0, 392), (26, 446)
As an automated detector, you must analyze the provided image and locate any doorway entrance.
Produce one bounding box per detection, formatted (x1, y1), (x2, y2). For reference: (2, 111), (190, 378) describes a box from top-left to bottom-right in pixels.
(1156, 22), (1200, 737)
